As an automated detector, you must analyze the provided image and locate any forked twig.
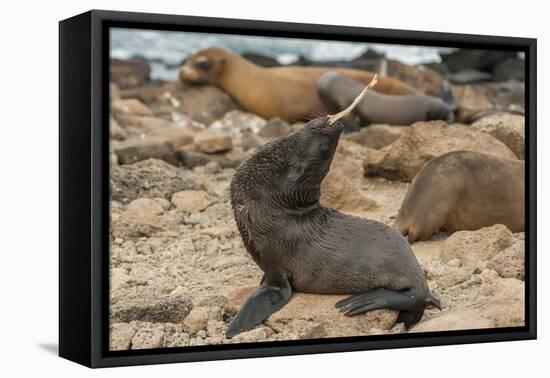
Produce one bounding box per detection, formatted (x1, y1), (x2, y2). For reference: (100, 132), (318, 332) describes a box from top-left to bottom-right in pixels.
(327, 74), (378, 125)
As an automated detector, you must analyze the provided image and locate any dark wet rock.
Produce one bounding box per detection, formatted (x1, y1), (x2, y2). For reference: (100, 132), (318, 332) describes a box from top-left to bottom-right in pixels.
(110, 58), (151, 89)
(493, 58), (525, 82)
(440, 49), (517, 73)
(447, 69), (493, 84)
(242, 52), (280, 67)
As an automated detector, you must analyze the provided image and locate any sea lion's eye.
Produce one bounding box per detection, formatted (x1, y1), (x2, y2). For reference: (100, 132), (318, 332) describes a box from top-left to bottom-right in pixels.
(319, 143), (331, 160)
(194, 60), (213, 71)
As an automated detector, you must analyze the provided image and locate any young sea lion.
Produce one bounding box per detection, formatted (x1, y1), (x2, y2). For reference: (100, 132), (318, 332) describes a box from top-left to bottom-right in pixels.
(227, 79), (439, 338)
(394, 151), (525, 243)
(179, 47), (418, 122)
(318, 71), (456, 125)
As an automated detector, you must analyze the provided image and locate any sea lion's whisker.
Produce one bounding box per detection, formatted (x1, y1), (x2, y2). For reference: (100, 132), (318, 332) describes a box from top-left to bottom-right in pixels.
(327, 74), (378, 125)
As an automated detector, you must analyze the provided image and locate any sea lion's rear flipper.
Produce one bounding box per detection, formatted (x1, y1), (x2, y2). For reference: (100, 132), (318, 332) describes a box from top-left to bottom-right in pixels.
(336, 288), (417, 315)
(225, 280), (292, 338)
(335, 288), (431, 328)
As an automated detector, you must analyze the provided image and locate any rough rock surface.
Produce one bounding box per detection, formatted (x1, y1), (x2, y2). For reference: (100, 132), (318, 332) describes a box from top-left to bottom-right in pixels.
(109, 323), (137, 351)
(452, 82), (525, 122)
(151, 84), (240, 124)
(131, 327), (165, 349)
(177, 146), (247, 169)
(471, 112), (525, 159)
(363, 121), (517, 181)
(440, 225), (523, 272)
(114, 137), (179, 166)
(111, 158), (204, 202)
(110, 59), (151, 89)
(111, 286), (193, 323)
(194, 130), (233, 153)
(321, 150), (377, 213)
(171, 190), (214, 214)
(258, 118), (292, 139)
(112, 98), (154, 117)
(111, 198), (179, 239)
(210, 110), (267, 134)
(344, 124), (405, 149)
(412, 271), (524, 332)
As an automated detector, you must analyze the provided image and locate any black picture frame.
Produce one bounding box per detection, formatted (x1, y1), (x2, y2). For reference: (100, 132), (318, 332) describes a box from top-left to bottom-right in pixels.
(59, 9), (537, 368)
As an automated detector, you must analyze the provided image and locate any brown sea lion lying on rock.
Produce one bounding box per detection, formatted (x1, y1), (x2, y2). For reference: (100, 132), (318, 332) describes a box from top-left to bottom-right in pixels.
(179, 47), (418, 122)
(394, 151), (525, 243)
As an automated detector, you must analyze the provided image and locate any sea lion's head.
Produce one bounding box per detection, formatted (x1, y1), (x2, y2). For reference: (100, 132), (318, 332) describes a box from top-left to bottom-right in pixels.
(179, 47), (233, 84)
(231, 116), (345, 209)
(286, 116), (345, 184)
(230, 76), (377, 209)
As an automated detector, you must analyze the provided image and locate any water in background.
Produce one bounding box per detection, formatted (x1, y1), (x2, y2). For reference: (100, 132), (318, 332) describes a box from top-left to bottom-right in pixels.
(111, 28), (456, 81)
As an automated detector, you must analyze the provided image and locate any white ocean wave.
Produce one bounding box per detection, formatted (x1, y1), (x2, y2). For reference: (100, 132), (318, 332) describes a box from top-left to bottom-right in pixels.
(110, 28), (456, 80)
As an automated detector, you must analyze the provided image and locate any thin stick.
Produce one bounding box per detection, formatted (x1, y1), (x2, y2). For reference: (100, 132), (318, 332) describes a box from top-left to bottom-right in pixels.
(327, 74), (378, 125)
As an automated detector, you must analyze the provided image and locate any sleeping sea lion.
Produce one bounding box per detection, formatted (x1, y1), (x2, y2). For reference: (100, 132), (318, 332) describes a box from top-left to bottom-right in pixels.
(394, 150), (524, 243)
(179, 47), (419, 122)
(318, 71), (456, 125)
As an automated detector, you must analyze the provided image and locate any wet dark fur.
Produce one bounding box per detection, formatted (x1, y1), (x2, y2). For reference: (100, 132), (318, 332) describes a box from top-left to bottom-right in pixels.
(227, 117), (439, 337)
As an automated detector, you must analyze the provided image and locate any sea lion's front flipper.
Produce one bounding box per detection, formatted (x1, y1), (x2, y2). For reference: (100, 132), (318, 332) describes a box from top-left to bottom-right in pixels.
(225, 279), (292, 338)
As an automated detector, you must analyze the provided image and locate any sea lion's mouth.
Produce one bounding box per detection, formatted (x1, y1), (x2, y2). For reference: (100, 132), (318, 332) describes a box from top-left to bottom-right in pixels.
(327, 74), (378, 126)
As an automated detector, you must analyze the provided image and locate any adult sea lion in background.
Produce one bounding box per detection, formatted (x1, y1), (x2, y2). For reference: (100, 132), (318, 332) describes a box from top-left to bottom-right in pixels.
(318, 71), (456, 125)
(226, 77), (440, 338)
(179, 47), (418, 122)
(394, 151), (524, 243)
